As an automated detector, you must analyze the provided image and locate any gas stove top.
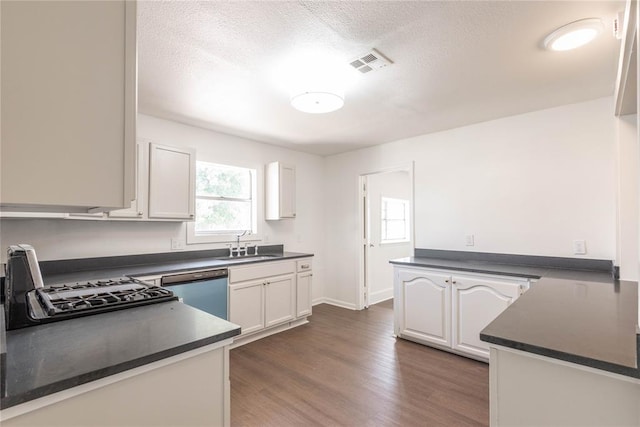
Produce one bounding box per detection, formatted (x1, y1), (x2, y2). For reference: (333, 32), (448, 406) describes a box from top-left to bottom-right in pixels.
(27, 277), (177, 320)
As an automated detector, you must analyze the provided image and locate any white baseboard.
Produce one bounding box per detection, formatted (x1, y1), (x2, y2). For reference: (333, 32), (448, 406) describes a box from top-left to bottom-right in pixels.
(368, 288), (393, 305)
(315, 297), (357, 310)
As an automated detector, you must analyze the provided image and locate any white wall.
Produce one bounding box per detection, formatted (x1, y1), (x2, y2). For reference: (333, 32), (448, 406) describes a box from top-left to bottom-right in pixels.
(0, 114), (327, 302)
(324, 97), (617, 307)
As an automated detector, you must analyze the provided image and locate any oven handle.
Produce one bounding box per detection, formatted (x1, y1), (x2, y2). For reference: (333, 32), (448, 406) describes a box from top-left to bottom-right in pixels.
(161, 268), (228, 285)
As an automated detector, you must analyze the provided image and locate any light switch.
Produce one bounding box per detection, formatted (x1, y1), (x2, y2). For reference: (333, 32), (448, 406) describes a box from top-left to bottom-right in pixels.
(465, 234), (474, 246)
(573, 239), (586, 255)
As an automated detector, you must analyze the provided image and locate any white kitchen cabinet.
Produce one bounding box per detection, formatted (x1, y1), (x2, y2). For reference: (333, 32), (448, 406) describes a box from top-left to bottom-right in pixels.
(229, 279), (265, 335)
(452, 275), (524, 359)
(265, 162), (296, 220)
(394, 265), (528, 361)
(108, 143), (146, 219)
(264, 275), (296, 327)
(148, 143), (196, 220)
(2, 342), (232, 427)
(395, 268), (451, 347)
(296, 259), (313, 318)
(229, 260), (296, 338)
(1, 0), (136, 213)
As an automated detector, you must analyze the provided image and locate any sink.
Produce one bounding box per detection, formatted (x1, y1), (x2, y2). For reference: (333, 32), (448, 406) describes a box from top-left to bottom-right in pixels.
(217, 255), (280, 263)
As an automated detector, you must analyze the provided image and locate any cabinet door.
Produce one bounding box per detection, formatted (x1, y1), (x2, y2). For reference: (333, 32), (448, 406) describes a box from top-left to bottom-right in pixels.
(452, 276), (522, 359)
(397, 269), (451, 347)
(265, 274), (295, 327)
(1, 1), (136, 211)
(279, 164), (296, 218)
(229, 280), (265, 335)
(108, 143), (145, 218)
(148, 143), (196, 219)
(265, 162), (295, 220)
(296, 271), (312, 318)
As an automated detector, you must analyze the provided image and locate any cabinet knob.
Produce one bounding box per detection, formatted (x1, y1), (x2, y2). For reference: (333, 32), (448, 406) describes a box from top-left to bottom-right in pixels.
(445, 279), (449, 283)
(452, 280), (457, 284)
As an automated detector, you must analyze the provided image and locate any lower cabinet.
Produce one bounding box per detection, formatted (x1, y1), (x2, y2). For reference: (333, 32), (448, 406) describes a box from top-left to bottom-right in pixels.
(229, 274), (295, 335)
(2, 342), (232, 427)
(452, 276), (522, 359)
(229, 278), (266, 335)
(396, 269), (451, 347)
(394, 266), (528, 361)
(229, 260), (308, 342)
(296, 258), (313, 318)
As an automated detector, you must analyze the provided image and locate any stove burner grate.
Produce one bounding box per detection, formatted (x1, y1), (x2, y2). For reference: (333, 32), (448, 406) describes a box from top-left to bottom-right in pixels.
(34, 277), (176, 317)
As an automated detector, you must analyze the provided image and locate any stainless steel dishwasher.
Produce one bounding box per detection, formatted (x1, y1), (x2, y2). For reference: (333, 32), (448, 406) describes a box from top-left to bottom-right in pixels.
(161, 268), (228, 320)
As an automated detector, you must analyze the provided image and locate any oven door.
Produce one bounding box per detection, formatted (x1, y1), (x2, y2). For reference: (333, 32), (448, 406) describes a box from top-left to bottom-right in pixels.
(161, 269), (228, 320)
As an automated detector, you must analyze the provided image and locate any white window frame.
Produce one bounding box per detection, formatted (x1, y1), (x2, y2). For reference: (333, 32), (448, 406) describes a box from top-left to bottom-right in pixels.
(187, 161), (260, 245)
(380, 197), (410, 244)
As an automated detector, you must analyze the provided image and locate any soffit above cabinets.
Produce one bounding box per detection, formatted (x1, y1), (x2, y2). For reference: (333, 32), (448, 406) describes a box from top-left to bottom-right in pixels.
(137, 1), (623, 156)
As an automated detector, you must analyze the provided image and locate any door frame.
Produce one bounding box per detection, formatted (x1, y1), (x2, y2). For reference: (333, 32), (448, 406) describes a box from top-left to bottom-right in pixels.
(357, 162), (415, 310)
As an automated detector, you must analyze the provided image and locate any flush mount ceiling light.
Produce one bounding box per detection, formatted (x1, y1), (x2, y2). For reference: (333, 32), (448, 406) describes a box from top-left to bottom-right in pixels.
(544, 18), (604, 51)
(290, 90), (344, 114)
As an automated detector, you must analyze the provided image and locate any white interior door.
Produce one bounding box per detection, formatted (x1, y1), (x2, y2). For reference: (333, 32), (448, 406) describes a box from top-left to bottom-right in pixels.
(364, 169), (413, 307)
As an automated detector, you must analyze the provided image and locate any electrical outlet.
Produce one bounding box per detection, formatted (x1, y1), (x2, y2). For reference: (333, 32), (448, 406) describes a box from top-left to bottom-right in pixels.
(573, 240), (586, 255)
(465, 234), (474, 246)
(264, 235), (270, 243)
(171, 238), (185, 250)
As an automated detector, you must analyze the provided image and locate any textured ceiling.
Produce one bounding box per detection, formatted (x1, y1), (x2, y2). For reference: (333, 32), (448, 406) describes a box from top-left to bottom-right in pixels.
(138, 1), (623, 156)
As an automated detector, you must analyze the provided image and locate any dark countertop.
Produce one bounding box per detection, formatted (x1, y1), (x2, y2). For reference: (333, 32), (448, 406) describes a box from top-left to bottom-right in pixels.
(1, 301), (241, 409)
(43, 251), (313, 285)
(390, 254), (639, 378)
(481, 278), (639, 378)
(389, 256), (614, 282)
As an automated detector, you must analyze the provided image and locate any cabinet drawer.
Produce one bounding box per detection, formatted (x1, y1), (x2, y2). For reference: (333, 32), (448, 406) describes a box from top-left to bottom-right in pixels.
(229, 261), (295, 283)
(296, 258), (312, 272)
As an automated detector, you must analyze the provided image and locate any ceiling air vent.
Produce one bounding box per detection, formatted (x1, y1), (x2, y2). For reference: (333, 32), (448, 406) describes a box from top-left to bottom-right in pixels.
(349, 48), (392, 74)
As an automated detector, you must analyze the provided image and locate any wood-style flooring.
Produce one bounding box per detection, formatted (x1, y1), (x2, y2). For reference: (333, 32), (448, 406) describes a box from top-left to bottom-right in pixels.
(230, 300), (489, 426)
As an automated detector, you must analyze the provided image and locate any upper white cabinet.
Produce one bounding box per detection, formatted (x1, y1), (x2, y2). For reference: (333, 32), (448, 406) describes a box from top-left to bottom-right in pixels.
(108, 143), (145, 219)
(148, 143), (196, 220)
(265, 162), (296, 220)
(0, 1), (136, 212)
(394, 266), (529, 361)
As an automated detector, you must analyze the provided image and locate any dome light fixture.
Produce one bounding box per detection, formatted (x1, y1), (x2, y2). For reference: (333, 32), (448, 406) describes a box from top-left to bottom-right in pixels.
(543, 18), (604, 51)
(290, 90), (344, 114)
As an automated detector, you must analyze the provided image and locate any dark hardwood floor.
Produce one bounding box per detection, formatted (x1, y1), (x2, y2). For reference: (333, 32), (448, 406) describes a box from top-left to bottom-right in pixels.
(230, 300), (489, 426)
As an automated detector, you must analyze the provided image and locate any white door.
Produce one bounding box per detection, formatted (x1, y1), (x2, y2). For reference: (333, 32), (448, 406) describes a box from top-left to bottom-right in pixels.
(364, 170), (412, 306)
(398, 269), (452, 347)
(451, 275), (522, 359)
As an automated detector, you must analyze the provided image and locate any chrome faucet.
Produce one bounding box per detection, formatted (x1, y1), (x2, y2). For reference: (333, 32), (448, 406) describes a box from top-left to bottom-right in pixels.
(228, 230), (250, 257)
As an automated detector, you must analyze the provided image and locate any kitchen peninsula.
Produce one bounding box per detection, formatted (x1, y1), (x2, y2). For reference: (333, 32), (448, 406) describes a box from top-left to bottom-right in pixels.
(391, 249), (640, 426)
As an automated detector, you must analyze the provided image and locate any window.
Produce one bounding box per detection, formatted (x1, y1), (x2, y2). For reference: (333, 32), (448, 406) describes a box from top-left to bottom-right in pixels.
(189, 161), (257, 242)
(380, 197), (410, 243)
